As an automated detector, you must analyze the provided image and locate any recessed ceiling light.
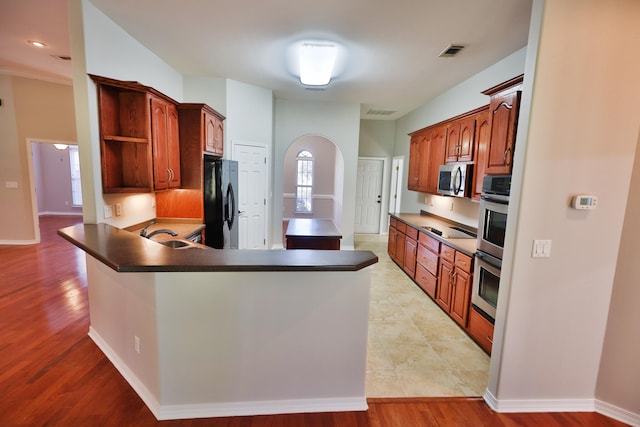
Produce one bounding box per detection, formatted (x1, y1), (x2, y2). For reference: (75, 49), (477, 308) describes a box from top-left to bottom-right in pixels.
(28, 40), (47, 48)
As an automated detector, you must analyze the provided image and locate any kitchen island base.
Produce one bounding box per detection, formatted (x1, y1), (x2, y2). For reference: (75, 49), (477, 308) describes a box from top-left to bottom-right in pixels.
(84, 256), (371, 420)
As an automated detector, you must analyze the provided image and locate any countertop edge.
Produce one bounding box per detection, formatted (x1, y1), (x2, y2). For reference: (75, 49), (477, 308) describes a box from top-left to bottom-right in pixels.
(58, 223), (378, 273)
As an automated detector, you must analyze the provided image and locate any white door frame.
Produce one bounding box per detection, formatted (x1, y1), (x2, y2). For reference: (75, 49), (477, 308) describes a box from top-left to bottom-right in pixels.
(389, 156), (404, 216)
(25, 138), (79, 244)
(231, 140), (270, 248)
(357, 156), (389, 234)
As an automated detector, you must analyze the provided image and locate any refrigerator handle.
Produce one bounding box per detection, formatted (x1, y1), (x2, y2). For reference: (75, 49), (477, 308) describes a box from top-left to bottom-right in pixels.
(226, 182), (237, 230)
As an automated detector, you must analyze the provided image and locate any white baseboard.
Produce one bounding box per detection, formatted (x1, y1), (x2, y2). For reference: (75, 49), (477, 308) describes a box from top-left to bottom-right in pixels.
(596, 399), (640, 426)
(88, 327), (367, 421)
(39, 211), (82, 216)
(485, 390), (640, 426)
(0, 239), (38, 245)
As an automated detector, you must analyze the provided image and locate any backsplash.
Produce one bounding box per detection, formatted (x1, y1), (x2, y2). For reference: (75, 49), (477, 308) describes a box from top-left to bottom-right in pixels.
(420, 195), (480, 229)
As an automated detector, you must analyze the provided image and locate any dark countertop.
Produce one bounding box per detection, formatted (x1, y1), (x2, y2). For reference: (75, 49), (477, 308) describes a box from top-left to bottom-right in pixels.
(285, 218), (342, 239)
(390, 212), (478, 256)
(58, 223), (377, 273)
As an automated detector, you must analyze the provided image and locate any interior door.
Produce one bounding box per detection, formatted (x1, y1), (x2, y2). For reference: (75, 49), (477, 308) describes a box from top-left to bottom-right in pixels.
(355, 158), (384, 234)
(233, 142), (268, 249)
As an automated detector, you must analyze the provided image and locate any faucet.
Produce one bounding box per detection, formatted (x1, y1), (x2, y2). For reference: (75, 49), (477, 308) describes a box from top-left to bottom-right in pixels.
(140, 220), (179, 239)
(146, 229), (179, 239)
(139, 220), (156, 237)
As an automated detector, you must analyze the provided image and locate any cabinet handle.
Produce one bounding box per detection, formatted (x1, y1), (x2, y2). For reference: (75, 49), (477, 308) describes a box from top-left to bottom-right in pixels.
(487, 336), (494, 344)
(167, 168), (173, 184)
(503, 147), (512, 166)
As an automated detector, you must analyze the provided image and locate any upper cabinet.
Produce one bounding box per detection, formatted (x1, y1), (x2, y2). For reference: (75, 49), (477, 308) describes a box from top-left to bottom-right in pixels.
(482, 75), (523, 176)
(150, 95), (181, 190)
(90, 74), (182, 193)
(407, 74), (523, 200)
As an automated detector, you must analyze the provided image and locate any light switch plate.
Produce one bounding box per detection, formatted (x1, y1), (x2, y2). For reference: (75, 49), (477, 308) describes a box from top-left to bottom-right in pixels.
(532, 239), (552, 258)
(104, 205), (113, 219)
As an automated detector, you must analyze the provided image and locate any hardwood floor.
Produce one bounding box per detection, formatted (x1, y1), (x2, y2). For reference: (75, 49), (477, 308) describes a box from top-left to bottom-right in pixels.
(0, 216), (628, 426)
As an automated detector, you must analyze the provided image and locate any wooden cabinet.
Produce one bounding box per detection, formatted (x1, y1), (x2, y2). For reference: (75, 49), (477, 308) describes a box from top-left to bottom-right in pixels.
(388, 218), (398, 260)
(436, 243), (473, 328)
(415, 232), (440, 298)
(394, 221), (406, 266)
(150, 96), (181, 190)
(445, 118), (475, 164)
(407, 134), (423, 191)
(90, 74), (181, 194)
(470, 108), (491, 200)
(403, 226), (418, 278)
(177, 104), (226, 189)
(482, 75), (523, 175)
(467, 306), (495, 354)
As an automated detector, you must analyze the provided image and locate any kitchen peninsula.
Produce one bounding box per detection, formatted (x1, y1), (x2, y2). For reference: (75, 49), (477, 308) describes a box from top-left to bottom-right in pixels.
(58, 223), (377, 421)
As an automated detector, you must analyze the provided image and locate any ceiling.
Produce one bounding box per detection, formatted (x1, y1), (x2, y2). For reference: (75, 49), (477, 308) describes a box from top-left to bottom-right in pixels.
(0, 0), (532, 120)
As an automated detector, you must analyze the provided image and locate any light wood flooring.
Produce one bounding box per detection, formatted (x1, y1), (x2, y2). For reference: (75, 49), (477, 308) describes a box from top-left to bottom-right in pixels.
(0, 216), (627, 426)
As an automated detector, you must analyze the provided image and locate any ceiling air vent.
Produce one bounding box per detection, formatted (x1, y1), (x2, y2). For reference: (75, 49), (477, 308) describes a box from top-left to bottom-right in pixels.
(439, 44), (466, 57)
(366, 108), (397, 116)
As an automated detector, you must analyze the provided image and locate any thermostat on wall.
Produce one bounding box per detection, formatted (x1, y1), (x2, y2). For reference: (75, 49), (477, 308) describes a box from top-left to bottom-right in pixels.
(572, 195), (598, 210)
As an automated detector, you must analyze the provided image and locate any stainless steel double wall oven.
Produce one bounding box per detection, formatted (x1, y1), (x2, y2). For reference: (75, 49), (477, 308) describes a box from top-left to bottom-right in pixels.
(472, 175), (512, 321)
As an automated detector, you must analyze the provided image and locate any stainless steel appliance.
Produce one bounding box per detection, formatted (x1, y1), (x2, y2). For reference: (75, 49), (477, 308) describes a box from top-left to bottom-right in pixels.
(203, 155), (238, 249)
(472, 175), (512, 320)
(437, 163), (469, 197)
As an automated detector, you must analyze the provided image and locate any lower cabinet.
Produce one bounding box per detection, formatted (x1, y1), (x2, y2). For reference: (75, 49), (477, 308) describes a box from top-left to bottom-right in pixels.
(387, 218), (477, 344)
(436, 244), (473, 328)
(467, 306), (495, 354)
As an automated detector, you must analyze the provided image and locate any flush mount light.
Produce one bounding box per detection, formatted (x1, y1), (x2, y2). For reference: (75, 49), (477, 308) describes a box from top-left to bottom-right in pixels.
(28, 40), (47, 48)
(299, 42), (338, 86)
(53, 144), (69, 150)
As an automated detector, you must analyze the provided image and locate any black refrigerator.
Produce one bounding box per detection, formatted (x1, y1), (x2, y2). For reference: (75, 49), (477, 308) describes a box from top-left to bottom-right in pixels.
(203, 155), (238, 249)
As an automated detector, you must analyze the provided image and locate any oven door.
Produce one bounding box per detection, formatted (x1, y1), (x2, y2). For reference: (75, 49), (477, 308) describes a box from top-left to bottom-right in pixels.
(477, 195), (508, 259)
(472, 250), (502, 320)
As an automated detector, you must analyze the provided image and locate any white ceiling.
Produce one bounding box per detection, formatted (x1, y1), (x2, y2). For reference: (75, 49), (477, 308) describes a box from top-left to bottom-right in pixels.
(0, 0), (532, 119)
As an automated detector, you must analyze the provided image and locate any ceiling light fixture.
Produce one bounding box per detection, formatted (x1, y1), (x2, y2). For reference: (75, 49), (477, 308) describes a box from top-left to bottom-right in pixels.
(53, 144), (69, 150)
(299, 42), (337, 86)
(28, 40), (47, 48)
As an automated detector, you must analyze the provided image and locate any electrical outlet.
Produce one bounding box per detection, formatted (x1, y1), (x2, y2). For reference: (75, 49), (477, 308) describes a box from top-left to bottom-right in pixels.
(104, 205), (113, 219)
(115, 203), (122, 216)
(449, 201), (454, 211)
(134, 336), (141, 354)
(5, 181), (18, 189)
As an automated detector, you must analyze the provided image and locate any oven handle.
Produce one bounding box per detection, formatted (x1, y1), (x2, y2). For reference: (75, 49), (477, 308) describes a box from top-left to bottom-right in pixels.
(480, 194), (509, 204)
(475, 250), (502, 269)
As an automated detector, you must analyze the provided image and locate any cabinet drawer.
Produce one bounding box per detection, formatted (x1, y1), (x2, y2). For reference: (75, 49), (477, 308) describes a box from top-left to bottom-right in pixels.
(405, 225), (418, 240)
(454, 252), (473, 273)
(468, 307), (494, 355)
(415, 263), (437, 299)
(417, 244), (438, 275)
(440, 244), (455, 263)
(418, 232), (440, 254)
(396, 221), (407, 234)
(389, 217), (397, 229)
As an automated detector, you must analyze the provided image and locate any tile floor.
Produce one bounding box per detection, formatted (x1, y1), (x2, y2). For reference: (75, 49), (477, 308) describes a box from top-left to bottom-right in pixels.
(355, 233), (490, 398)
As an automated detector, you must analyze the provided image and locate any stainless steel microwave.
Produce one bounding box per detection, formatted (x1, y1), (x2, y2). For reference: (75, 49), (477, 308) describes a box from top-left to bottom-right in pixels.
(437, 163), (468, 197)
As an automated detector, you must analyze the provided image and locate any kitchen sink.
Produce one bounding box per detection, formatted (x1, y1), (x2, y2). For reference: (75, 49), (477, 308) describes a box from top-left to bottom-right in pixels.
(158, 239), (201, 249)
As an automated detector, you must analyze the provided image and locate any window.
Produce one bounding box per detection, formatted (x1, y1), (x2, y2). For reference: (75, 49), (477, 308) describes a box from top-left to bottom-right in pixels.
(295, 150), (313, 213)
(69, 145), (83, 206)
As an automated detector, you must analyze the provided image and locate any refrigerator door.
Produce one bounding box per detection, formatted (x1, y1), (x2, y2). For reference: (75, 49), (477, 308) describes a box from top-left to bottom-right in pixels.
(203, 156), (238, 249)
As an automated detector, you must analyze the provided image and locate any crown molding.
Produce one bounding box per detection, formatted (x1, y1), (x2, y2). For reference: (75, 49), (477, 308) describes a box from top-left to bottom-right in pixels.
(0, 67), (72, 86)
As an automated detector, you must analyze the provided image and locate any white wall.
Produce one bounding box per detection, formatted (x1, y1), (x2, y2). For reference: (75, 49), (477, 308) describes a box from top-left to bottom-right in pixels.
(488, 0), (640, 421)
(394, 48), (528, 227)
(32, 143), (82, 215)
(273, 99), (360, 249)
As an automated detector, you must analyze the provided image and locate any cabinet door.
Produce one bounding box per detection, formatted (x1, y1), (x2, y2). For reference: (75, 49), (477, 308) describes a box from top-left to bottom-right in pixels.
(388, 225), (397, 260)
(395, 230), (406, 267)
(471, 109), (490, 200)
(403, 237), (417, 279)
(458, 116), (476, 162)
(468, 307), (494, 354)
(407, 135), (422, 190)
(204, 111), (224, 156)
(415, 263), (437, 299)
(417, 244), (438, 275)
(436, 259), (454, 312)
(427, 126), (447, 193)
(151, 97), (170, 190)
(486, 90), (521, 175)
(167, 103), (181, 188)
(450, 268), (472, 327)
(445, 122), (460, 163)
